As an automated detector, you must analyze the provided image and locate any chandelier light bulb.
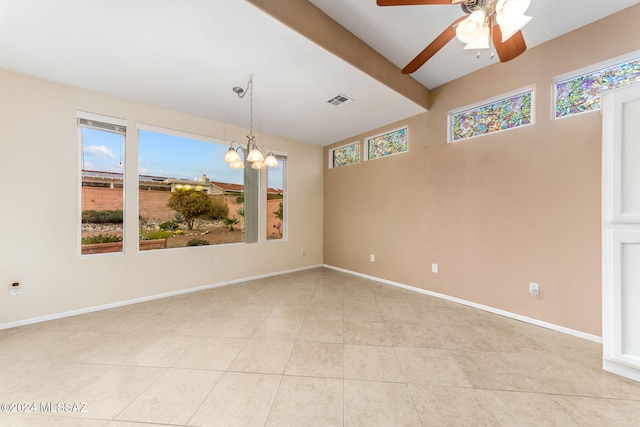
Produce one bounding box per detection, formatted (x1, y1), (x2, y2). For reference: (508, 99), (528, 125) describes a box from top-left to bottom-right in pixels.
(224, 147), (241, 163)
(264, 153), (279, 167)
(246, 146), (264, 163)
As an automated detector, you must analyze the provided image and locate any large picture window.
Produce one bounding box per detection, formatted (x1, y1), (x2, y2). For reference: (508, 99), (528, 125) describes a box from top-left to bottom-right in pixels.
(554, 53), (640, 119)
(137, 125), (245, 250)
(79, 113), (126, 256)
(448, 87), (534, 142)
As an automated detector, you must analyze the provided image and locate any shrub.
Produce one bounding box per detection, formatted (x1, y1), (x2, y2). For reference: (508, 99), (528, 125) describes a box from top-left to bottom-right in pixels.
(236, 195), (244, 204)
(167, 189), (213, 230)
(81, 234), (122, 245)
(159, 221), (179, 230)
(207, 196), (229, 220)
(224, 217), (239, 231)
(187, 238), (210, 246)
(82, 209), (123, 224)
(173, 212), (184, 223)
(139, 230), (172, 240)
(237, 207), (244, 217)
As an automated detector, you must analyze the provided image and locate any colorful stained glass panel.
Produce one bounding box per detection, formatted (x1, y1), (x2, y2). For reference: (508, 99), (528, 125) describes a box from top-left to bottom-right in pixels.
(450, 91), (533, 142)
(367, 127), (408, 160)
(332, 142), (360, 167)
(555, 58), (640, 118)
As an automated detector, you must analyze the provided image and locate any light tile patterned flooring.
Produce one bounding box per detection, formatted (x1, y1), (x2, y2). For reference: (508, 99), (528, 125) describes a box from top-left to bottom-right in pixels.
(1, 267), (640, 426)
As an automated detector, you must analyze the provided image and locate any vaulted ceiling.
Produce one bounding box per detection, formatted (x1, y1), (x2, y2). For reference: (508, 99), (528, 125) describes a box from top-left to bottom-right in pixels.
(0, 0), (637, 146)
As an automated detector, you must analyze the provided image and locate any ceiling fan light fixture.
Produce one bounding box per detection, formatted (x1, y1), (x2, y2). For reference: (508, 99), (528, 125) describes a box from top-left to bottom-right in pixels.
(496, 0), (531, 18)
(455, 10), (486, 44)
(463, 26), (490, 50)
(497, 13), (532, 42)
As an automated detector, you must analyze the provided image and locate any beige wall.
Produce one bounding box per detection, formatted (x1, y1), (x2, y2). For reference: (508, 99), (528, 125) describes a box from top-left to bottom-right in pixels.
(0, 69), (323, 326)
(324, 5), (640, 337)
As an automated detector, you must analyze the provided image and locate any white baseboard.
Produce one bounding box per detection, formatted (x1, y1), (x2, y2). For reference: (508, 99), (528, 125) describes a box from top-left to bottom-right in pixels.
(0, 264), (323, 331)
(324, 264), (602, 344)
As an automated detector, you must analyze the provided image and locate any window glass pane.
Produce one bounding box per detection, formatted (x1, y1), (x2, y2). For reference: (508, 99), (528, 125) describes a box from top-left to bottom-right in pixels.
(450, 90), (533, 142)
(267, 156), (286, 240)
(555, 58), (640, 118)
(80, 123), (125, 255)
(332, 142), (360, 167)
(367, 127), (408, 160)
(138, 129), (244, 250)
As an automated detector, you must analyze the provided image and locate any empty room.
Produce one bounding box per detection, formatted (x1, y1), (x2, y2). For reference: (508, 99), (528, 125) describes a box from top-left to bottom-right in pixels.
(2, 0), (640, 426)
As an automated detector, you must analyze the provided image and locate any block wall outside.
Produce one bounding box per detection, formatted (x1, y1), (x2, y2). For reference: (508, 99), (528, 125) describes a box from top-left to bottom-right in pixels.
(82, 187), (274, 228)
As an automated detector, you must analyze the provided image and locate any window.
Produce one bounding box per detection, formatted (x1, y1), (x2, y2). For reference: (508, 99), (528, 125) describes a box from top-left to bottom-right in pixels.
(365, 127), (408, 160)
(448, 87), (534, 142)
(137, 125), (245, 250)
(78, 113), (126, 256)
(267, 155), (286, 240)
(554, 53), (640, 119)
(329, 142), (360, 168)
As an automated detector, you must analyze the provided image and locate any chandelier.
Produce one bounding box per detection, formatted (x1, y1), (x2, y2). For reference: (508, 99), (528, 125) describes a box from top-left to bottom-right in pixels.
(456, 0), (531, 52)
(224, 76), (279, 169)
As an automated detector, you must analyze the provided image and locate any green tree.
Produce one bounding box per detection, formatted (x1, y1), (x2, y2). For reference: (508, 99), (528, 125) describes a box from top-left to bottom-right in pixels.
(274, 202), (283, 220)
(167, 189), (212, 230)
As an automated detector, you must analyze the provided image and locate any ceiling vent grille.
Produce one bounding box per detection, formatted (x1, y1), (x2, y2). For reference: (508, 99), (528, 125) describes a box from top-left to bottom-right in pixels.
(326, 94), (354, 107)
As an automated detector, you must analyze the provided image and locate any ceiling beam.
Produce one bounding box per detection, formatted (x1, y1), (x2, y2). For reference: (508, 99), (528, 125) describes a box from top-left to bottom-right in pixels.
(246, 0), (431, 110)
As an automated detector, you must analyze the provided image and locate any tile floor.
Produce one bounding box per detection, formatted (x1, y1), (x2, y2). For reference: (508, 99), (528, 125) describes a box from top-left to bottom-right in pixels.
(1, 267), (640, 426)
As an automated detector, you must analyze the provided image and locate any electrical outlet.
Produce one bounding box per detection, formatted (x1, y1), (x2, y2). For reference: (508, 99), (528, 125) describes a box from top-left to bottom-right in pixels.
(301, 248), (306, 257)
(432, 263), (438, 273)
(214, 258), (221, 268)
(529, 282), (539, 295)
(370, 254), (375, 262)
(9, 282), (22, 296)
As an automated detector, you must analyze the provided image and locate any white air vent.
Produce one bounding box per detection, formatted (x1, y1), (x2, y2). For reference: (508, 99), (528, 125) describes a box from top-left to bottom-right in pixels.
(326, 94), (354, 107)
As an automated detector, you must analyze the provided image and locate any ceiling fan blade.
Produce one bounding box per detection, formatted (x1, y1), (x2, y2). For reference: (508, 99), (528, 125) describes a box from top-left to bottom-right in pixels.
(377, 0), (458, 6)
(491, 24), (527, 63)
(402, 16), (466, 74)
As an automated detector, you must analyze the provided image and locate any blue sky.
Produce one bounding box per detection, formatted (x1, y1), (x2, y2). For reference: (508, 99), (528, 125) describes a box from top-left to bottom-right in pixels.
(81, 128), (283, 189)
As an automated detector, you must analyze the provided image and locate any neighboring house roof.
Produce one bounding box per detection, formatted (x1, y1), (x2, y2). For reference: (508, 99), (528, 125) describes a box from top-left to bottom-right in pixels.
(210, 181), (244, 193)
(81, 170), (283, 194)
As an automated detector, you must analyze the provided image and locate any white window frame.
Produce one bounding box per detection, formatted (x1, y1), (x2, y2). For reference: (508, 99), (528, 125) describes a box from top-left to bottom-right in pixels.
(364, 126), (409, 161)
(447, 85), (535, 143)
(553, 49), (640, 120)
(328, 141), (361, 169)
(77, 111), (127, 257)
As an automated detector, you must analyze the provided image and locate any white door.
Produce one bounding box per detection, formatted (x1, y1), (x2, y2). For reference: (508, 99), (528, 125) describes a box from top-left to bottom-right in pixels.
(602, 83), (640, 382)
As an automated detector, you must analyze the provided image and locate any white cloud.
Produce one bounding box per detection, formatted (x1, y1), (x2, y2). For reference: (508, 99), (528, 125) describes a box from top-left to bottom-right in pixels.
(84, 145), (116, 159)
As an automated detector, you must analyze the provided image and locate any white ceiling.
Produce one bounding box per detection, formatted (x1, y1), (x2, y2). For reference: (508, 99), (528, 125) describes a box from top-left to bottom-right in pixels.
(309, 0), (640, 89)
(0, 0), (638, 146)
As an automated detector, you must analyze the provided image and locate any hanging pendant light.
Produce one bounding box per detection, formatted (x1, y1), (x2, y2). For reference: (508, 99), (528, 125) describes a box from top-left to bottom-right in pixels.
(228, 76), (279, 169)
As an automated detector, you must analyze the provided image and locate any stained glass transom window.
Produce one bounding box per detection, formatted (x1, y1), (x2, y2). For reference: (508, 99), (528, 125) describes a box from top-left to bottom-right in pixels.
(331, 142), (360, 168)
(366, 127), (408, 160)
(449, 89), (533, 142)
(554, 57), (640, 118)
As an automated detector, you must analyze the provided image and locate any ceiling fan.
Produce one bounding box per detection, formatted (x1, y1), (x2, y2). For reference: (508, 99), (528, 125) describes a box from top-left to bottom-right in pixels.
(377, 0), (532, 74)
